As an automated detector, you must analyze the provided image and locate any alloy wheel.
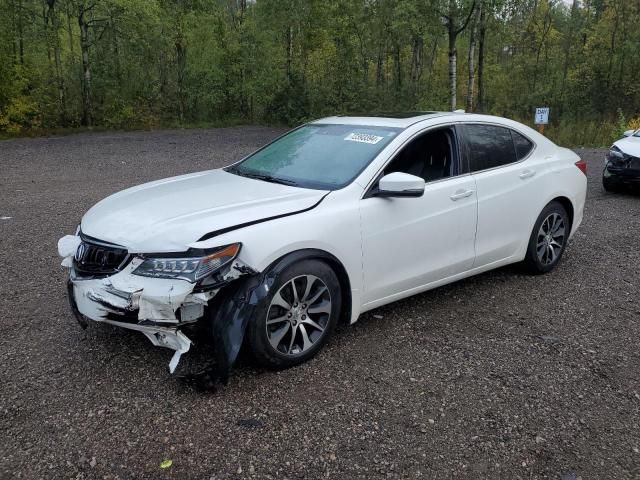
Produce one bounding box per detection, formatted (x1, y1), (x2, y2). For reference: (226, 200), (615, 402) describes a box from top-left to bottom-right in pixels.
(266, 275), (332, 356)
(536, 212), (566, 266)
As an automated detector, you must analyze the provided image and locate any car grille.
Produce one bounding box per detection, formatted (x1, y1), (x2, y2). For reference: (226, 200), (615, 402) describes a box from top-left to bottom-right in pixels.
(73, 236), (130, 277)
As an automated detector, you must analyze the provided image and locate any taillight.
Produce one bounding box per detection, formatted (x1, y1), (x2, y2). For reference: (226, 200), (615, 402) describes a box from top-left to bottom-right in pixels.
(575, 159), (587, 176)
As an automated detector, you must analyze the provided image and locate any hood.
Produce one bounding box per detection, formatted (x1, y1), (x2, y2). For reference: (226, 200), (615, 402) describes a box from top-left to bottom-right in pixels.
(614, 135), (640, 157)
(81, 169), (328, 252)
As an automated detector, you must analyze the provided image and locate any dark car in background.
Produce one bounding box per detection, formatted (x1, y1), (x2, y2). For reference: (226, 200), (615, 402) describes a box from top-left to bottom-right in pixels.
(603, 128), (640, 192)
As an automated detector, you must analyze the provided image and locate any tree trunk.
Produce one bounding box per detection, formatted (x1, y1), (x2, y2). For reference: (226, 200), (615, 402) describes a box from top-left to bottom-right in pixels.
(466, 4), (479, 112)
(44, 3), (52, 72)
(66, 2), (75, 58)
(394, 42), (402, 93)
(9, 0), (16, 63)
(78, 5), (92, 127)
(175, 32), (186, 123)
(446, 0), (475, 111)
(559, 0), (578, 111)
(286, 25), (293, 85)
(111, 13), (121, 84)
(46, 0), (67, 125)
(477, 1), (486, 112)
(448, 23), (457, 110)
(532, 8), (552, 93)
(410, 34), (424, 98)
(376, 47), (384, 88)
(425, 36), (439, 91)
(17, 0), (24, 65)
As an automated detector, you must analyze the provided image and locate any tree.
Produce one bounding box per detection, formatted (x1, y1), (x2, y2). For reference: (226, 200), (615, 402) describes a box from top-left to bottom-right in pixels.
(0, 0), (639, 141)
(440, 0), (476, 110)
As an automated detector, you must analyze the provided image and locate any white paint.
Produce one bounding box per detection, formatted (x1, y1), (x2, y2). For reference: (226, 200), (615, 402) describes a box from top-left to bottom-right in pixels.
(378, 172), (425, 193)
(613, 132), (640, 157)
(361, 173), (476, 304)
(80, 169), (327, 252)
(535, 107), (550, 125)
(58, 235), (81, 267)
(58, 235), (81, 257)
(0, 216), (11, 220)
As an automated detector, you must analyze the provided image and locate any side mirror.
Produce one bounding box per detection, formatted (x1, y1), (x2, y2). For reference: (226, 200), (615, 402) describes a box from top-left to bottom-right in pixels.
(623, 129), (635, 137)
(375, 172), (425, 198)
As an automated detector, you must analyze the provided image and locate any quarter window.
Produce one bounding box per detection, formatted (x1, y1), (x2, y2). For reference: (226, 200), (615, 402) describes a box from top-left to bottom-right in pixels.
(462, 124), (517, 172)
(511, 130), (534, 160)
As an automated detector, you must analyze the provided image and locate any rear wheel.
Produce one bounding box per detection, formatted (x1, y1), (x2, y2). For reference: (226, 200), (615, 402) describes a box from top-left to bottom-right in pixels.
(523, 201), (569, 274)
(247, 259), (341, 369)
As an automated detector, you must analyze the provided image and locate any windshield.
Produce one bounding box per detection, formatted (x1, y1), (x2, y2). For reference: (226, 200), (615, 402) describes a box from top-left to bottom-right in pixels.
(227, 124), (401, 190)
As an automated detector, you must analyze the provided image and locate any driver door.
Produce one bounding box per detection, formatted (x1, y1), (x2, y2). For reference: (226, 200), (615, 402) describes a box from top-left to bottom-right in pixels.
(359, 126), (478, 307)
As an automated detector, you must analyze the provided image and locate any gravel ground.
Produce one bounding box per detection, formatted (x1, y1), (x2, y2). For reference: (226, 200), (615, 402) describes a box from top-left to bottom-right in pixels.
(0, 128), (639, 479)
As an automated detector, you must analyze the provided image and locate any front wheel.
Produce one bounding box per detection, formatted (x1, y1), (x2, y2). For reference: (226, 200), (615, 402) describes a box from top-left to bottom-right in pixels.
(523, 201), (570, 274)
(246, 259), (341, 369)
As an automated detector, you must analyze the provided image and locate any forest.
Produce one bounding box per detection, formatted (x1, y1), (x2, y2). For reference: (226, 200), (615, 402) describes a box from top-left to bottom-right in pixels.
(0, 0), (639, 145)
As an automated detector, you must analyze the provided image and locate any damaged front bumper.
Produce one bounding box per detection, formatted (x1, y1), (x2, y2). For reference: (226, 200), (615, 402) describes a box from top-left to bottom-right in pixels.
(605, 152), (640, 184)
(59, 234), (254, 375)
(66, 256), (211, 373)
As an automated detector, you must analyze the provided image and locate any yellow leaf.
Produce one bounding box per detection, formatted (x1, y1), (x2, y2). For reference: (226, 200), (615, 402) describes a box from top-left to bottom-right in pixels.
(160, 459), (173, 469)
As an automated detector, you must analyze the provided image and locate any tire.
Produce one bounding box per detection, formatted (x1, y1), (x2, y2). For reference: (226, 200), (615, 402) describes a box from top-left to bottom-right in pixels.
(523, 201), (570, 275)
(246, 258), (341, 369)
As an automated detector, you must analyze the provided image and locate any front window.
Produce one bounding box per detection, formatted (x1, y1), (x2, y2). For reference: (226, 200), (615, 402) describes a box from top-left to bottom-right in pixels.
(227, 124), (401, 190)
(384, 127), (458, 182)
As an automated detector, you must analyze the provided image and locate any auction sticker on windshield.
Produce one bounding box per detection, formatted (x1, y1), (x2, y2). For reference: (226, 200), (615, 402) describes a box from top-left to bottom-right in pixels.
(344, 132), (384, 144)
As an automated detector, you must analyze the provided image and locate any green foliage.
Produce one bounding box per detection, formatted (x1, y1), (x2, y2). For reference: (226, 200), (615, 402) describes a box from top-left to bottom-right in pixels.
(0, 94), (40, 134)
(545, 118), (620, 148)
(0, 0), (639, 146)
(615, 109), (627, 139)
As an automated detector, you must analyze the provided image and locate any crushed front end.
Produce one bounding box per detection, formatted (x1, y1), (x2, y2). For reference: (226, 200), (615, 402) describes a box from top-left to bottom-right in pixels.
(604, 145), (640, 186)
(58, 232), (255, 376)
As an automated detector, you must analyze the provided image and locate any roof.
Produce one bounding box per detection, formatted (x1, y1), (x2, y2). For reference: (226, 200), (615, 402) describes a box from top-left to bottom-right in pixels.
(312, 112), (536, 131)
(312, 112), (457, 128)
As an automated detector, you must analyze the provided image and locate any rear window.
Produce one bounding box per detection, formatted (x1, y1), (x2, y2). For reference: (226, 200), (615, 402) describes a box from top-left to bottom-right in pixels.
(462, 124), (517, 172)
(511, 130), (534, 160)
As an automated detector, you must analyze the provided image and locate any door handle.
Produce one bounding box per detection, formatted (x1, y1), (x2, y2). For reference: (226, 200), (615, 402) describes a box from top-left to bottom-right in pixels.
(450, 189), (474, 201)
(519, 169), (536, 179)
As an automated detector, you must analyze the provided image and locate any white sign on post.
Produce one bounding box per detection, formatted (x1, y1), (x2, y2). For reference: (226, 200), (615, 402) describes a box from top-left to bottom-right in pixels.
(535, 107), (550, 125)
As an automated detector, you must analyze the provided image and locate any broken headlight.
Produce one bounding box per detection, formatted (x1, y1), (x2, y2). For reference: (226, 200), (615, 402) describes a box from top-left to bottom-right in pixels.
(132, 243), (241, 282)
(606, 145), (624, 165)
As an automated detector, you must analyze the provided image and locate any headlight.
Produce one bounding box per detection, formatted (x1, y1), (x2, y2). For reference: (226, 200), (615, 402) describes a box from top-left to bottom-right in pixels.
(132, 243), (241, 282)
(606, 145), (624, 164)
(607, 145), (624, 160)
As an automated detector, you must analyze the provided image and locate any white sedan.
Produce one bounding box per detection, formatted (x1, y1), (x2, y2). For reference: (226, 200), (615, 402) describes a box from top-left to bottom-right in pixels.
(58, 112), (587, 381)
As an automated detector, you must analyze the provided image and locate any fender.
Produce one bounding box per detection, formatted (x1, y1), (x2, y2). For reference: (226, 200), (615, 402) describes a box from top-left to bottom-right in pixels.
(178, 249), (352, 390)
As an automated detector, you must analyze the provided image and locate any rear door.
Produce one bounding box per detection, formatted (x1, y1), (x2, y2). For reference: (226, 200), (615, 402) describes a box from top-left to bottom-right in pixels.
(459, 123), (545, 267)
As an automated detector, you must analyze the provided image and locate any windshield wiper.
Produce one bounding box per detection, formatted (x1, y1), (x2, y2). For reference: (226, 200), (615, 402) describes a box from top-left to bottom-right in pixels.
(228, 168), (300, 187)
